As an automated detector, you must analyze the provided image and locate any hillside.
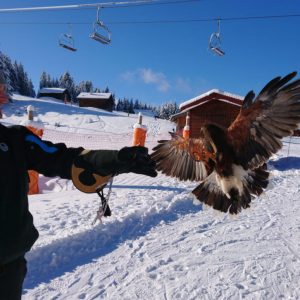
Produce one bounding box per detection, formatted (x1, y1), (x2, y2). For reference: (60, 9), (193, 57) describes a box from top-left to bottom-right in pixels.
(1, 95), (300, 299)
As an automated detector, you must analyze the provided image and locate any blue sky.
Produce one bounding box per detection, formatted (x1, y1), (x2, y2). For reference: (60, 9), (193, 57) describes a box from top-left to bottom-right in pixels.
(0, 0), (300, 105)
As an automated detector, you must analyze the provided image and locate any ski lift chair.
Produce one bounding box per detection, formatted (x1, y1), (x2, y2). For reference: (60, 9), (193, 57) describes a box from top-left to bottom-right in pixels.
(90, 7), (111, 45)
(59, 24), (77, 52)
(59, 33), (77, 52)
(209, 19), (225, 56)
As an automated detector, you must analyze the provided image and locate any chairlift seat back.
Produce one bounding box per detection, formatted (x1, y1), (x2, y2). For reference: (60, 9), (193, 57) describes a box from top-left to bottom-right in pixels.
(90, 32), (111, 45)
(59, 33), (77, 52)
(90, 21), (111, 45)
(209, 32), (225, 56)
(59, 42), (77, 52)
(210, 47), (225, 56)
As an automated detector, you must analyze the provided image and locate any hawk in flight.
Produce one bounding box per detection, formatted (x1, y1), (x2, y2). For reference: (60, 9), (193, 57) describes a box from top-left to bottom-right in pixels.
(151, 72), (300, 214)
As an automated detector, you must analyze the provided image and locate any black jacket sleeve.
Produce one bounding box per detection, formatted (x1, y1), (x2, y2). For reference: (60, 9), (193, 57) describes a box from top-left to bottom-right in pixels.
(20, 126), (83, 179)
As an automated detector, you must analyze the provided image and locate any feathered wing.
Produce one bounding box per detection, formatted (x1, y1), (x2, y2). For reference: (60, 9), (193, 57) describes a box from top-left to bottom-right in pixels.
(227, 72), (300, 169)
(151, 133), (215, 181)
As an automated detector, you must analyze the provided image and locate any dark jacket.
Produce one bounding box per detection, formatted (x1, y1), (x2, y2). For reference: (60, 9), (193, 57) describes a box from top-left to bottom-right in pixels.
(0, 124), (83, 265)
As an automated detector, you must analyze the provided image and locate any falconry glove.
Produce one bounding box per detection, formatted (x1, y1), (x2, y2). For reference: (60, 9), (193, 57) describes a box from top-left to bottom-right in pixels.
(72, 146), (157, 193)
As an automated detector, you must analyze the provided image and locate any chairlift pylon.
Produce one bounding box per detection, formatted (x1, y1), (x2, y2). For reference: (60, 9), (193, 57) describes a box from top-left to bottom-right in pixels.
(209, 19), (225, 56)
(59, 24), (77, 52)
(90, 7), (111, 45)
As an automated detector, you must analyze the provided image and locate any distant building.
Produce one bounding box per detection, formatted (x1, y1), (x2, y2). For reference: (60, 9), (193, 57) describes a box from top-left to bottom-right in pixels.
(77, 92), (114, 112)
(37, 88), (71, 103)
(0, 72), (9, 105)
(171, 89), (244, 138)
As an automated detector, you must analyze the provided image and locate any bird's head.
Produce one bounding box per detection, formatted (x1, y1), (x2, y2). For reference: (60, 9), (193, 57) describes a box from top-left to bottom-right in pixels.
(201, 124), (226, 153)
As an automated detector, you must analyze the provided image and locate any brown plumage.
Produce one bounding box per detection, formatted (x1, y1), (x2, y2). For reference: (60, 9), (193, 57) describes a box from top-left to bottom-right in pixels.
(151, 72), (300, 214)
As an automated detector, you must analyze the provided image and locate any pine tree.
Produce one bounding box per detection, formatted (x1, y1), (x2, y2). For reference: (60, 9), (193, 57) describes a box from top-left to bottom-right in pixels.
(0, 51), (36, 97)
(59, 71), (76, 101)
(15, 63), (27, 96)
(156, 101), (179, 120)
(0, 52), (13, 95)
(116, 99), (123, 111)
(28, 79), (36, 97)
(10, 61), (19, 92)
(52, 78), (60, 87)
(77, 80), (94, 94)
(134, 99), (139, 109)
(39, 71), (48, 89)
(129, 99), (134, 113)
(85, 81), (94, 93)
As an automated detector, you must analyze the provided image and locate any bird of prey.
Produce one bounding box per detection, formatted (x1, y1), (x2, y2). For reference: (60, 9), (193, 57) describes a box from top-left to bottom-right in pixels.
(151, 72), (300, 214)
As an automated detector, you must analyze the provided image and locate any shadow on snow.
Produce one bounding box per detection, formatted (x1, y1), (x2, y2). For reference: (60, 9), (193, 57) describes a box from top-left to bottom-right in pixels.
(268, 156), (300, 171)
(23, 189), (201, 292)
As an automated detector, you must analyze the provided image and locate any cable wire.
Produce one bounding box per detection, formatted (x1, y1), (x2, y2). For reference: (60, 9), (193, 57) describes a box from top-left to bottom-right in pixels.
(0, 0), (201, 13)
(0, 14), (299, 25)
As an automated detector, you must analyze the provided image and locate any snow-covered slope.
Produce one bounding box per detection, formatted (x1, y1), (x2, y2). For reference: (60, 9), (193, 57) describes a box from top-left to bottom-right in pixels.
(2, 95), (300, 299)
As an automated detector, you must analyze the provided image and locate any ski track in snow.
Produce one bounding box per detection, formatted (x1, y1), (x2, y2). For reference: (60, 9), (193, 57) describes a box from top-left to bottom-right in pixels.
(2, 96), (300, 300)
(23, 171), (300, 300)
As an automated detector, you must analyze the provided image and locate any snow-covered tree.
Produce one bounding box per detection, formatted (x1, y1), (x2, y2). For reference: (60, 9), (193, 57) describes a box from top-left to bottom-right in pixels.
(156, 101), (179, 120)
(52, 78), (60, 88)
(76, 80), (94, 94)
(59, 71), (76, 101)
(14, 63), (34, 96)
(39, 71), (48, 89)
(28, 79), (36, 97)
(0, 52), (14, 95)
(10, 61), (20, 93)
(134, 99), (139, 109)
(0, 51), (35, 97)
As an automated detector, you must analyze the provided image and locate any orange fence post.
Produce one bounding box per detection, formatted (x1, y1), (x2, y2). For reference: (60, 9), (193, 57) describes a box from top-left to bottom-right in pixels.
(132, 113), (147, 146)
(21, 105), (44, 195)
(182, 112), (190, 139)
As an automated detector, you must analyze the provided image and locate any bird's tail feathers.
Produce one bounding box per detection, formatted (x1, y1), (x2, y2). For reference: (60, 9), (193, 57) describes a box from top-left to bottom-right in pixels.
(192, 165), (269, 214)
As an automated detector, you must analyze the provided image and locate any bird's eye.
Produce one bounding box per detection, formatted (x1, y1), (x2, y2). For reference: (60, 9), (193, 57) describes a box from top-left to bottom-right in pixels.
(205, 142), (213, 153)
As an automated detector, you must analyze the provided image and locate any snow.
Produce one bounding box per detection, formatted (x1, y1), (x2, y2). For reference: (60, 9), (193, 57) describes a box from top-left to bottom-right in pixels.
(20, 119), (45, 129)
(172, 98), (243, 121)
(179, 89), (244, 110)
(38, 88), (67, 94)
(1, 94), (300, 299)
(77, 92), (112, 100)
(133, 123), (147, 130)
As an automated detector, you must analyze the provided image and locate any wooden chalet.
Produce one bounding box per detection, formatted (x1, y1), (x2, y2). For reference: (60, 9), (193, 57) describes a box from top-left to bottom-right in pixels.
(77, 92), (114, 112)
(37, 88), (71, 103)
(171, 89), (244, 138)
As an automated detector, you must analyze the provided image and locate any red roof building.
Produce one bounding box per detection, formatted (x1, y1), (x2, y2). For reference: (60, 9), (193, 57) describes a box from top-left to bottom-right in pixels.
(171, 89), (244, 138)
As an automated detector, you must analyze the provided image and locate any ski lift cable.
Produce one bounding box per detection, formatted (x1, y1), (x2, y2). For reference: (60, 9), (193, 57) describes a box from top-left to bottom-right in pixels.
(0, 13), (300, 25)
(0, 1), (157, 13)
(0, 0), (200, 13)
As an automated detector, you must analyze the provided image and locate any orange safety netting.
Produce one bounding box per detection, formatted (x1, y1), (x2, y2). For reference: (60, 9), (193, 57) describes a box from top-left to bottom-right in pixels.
(27, 126), (44, 195)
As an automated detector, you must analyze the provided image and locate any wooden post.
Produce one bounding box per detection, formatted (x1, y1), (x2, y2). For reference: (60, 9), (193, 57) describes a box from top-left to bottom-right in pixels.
(132, 112), (147, 146)
(27, 105), (34, 121)
(182, 112), (190, 138)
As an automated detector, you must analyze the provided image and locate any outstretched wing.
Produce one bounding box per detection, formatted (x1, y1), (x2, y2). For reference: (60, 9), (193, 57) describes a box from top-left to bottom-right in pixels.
(227, 72), (300, 169)
(151, 133), (215, 181)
